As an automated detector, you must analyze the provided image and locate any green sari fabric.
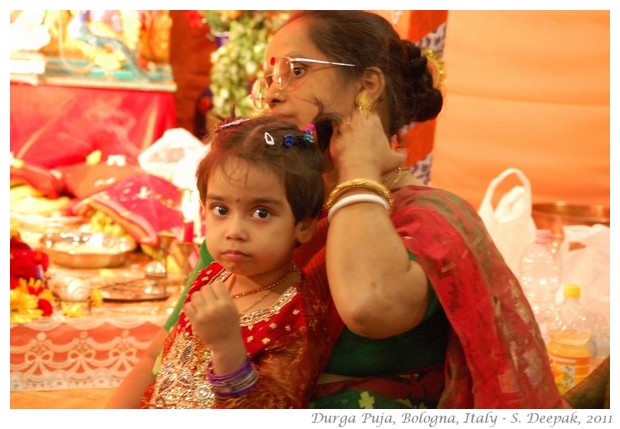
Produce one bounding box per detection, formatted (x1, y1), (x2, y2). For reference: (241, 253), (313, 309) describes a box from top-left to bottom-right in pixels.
(163, 242), (210, 332)
(322, 288), (448, 376)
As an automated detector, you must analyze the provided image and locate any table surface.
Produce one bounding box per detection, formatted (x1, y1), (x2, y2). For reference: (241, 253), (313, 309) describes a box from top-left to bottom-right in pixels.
(10, 388), (116, 409)
(10, 251), (185, 394)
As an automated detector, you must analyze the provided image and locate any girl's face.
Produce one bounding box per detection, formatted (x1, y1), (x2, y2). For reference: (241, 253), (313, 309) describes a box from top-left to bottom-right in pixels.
(203, 159), (314, 283)
(263, 18), (359, 129)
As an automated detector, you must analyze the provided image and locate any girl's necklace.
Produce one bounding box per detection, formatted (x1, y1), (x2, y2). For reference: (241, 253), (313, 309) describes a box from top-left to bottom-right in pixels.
(239, 289), (273, 314)
(229, 263), (299, 299)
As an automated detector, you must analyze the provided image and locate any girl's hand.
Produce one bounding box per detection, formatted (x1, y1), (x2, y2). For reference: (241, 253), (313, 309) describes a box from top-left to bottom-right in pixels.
(184, 281), (242, 349)
(329, 109), (406, 181)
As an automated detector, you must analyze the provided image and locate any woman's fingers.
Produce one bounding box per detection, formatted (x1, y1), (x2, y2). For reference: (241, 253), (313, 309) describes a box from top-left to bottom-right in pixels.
(331, 110), (405, 175)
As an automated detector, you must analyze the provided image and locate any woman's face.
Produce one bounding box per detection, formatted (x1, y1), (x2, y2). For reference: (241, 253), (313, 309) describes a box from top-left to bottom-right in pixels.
(263, 18), (359, 129)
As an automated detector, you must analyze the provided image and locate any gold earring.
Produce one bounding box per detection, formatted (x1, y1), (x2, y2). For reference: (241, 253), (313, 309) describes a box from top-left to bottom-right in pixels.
(355, 91), (373, 118)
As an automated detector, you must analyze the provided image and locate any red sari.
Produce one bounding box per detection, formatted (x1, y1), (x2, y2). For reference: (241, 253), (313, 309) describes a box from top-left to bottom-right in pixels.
(296, 185), (567, 408)
(391, 186), (566, 408)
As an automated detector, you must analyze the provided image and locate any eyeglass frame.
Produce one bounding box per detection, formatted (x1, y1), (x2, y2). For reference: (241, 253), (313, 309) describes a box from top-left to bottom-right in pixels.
(251, 56), (356, 110)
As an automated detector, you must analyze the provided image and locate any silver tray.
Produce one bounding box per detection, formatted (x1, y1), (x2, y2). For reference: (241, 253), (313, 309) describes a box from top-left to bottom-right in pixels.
(99, 282), (170, 302)
(40, 231), (137, 269)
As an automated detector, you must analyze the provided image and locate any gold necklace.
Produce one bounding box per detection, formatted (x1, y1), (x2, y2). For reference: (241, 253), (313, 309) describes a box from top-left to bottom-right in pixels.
(239, 289), (273, 314)
(382, 166), (407, 190)
(229, 264), (299, 299)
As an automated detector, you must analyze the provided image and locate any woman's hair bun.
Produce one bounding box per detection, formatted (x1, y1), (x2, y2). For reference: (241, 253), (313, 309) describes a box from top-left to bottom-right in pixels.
(400, 40), (443, 123)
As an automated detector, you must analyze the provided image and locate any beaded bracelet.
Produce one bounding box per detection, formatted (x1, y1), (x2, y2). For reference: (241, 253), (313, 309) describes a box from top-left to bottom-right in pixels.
(207, 355), (258, 398)
(325, 178), (393, 211)
(327, 193), (390, 222)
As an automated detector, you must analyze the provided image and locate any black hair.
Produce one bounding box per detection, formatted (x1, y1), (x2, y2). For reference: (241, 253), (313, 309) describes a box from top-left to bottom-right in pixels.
(285, 11), (443, 136)
(196, 116), (330, 222)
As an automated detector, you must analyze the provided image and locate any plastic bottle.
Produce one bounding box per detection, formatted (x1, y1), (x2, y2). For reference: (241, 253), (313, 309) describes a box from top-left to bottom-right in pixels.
(546, 284), (591, 394)
(518, 229), (562, 336)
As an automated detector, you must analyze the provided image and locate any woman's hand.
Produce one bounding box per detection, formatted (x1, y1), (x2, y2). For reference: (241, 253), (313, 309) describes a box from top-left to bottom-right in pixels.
(325, 111), (429, 339)
(329, 110), (406, 181)
(184, 281), (242, 350)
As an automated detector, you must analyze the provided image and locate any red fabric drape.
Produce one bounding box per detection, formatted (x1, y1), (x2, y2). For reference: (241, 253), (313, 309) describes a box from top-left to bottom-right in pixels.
(10, 82), (175, 169)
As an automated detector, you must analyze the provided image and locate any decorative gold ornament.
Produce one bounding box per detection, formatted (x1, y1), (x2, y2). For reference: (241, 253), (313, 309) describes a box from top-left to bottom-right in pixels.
(355, 91), (373, 118)
(421, 48), (446, 91)
(325, 178), (393, 211)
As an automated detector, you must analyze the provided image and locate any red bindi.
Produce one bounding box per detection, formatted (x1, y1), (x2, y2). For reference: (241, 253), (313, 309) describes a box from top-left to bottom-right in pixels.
(270, 56), (276, 66)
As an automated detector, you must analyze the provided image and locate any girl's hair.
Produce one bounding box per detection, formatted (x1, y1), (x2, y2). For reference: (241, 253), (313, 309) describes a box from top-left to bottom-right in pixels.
(196, 116), (327, 222)
(285, 11), (443, 137)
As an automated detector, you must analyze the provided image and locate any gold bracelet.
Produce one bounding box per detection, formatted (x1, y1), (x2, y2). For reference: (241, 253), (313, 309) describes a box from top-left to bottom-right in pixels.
(325, 178), (393, 210)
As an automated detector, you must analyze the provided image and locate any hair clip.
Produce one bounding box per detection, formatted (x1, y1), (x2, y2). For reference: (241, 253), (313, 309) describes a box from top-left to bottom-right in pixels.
(216, 118), (250, 132)
(283, 135), (295, 148)
(301, 124), (316, 146)
(265, 125), (315, 149)
(421, 48), (446, 89)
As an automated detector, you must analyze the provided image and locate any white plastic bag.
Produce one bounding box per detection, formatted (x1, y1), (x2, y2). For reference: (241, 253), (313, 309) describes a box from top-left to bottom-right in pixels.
(478, 168), (538, 274)
(138, 128), (209, 191)
(558, 224), (610, 357)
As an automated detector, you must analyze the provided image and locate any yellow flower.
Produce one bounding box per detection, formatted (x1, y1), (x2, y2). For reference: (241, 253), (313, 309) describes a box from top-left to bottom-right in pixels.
(11, 310), (43, 324)
(10, 289), (43, 323)
(90, 288), (104, 307)
(11, 289), (38, 310)
(61, 302), (87, 318)
(39, 289), (55, 302)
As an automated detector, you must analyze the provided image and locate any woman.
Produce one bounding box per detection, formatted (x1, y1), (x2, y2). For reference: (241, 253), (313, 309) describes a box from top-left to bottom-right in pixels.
(108, 11), (566, 409)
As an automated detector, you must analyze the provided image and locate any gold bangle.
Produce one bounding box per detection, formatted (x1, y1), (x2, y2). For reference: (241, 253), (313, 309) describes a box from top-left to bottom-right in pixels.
(325, 178), (393, 210)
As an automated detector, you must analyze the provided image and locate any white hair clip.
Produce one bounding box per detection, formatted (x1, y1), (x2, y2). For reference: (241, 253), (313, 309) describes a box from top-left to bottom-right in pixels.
(264, 132), (275, 145)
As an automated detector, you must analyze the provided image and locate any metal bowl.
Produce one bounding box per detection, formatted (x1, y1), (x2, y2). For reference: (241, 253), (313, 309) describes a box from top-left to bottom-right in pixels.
(532, 201), (610, 241)
(40, 231), (137, 269)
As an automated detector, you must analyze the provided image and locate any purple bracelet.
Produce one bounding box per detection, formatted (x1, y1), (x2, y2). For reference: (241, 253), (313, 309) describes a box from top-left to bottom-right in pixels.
(208, 355), (258, 398)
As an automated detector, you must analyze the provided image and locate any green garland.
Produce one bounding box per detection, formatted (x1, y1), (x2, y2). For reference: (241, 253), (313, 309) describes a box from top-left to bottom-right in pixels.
(207, 11), (290, 118)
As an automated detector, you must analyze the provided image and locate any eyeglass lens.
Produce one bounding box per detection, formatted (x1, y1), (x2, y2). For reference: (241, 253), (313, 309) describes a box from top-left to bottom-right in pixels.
(273, 57), (292, 90)
(251, 57), (290, 109)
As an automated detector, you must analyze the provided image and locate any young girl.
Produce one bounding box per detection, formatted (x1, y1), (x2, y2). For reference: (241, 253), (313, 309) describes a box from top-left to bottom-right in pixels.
(138, 116), (338, 408)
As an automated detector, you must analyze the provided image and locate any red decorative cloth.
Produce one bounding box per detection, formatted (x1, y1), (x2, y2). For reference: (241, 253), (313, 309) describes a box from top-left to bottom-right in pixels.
(10, 164), (65, 199)
(54, 163), (142, 199)
(73, 173), (184, 245)
(10, 82), (175, 170)
(10, 161), (144, 201)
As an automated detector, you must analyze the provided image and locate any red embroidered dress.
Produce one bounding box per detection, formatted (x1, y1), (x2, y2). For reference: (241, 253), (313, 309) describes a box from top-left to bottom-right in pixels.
(141, 262), (337, 408)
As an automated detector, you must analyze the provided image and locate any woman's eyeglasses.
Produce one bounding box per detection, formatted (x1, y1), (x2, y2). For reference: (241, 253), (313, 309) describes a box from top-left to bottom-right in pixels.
(251, 56), (356, 110)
